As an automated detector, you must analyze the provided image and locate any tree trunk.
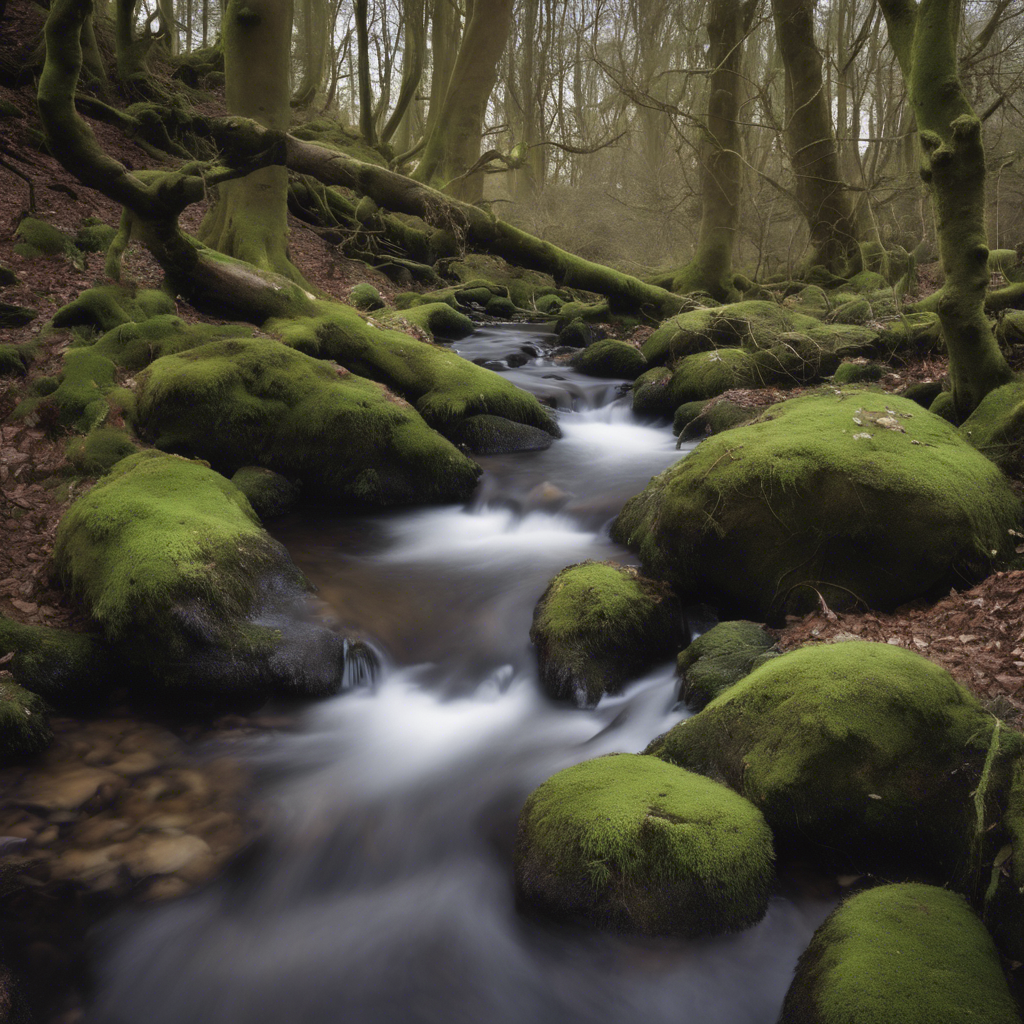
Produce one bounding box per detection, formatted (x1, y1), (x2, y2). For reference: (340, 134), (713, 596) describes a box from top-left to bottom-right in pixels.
(772, 0), (860, 274)
(424, 0), (459, 137)
(380, 0), (426, 146)
(878, 0), (1012, 416)
(414, 0), (515, 202)
(672, 0), (757, 301)
(292, 0), (329, 109)
(354, 0), (376, 146)
(198, 0), (306, 284)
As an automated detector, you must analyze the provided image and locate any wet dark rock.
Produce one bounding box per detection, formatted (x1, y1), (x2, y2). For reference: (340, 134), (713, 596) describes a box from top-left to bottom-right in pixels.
(448, 414), (557, 455)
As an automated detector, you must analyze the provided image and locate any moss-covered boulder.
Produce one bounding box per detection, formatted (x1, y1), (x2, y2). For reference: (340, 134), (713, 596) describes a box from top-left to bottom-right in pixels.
(486, 295), (518, 319)
(382, 302), (475, 340)
(961, 379), (1024, 476)
(231, 466), (299, 520)
(677, 399), (758, 441)
(135, 338), (481, 507)
(677, 620), (777, 709)
(663, 348), (761, 405)
(0, 677), (52, 765)
(833, 360), (885, 384)
(14, 217), (77, 261)
(66, 426), (139, 476)
(648, 642), (1023, 878)
(613, 389), (1020, 619)
(53, 285), (176, 334)
(348, 283), (384, 311)
(52, 450), (354, 700)
(631, 366), (675, 416)
(530, 561), (683, 707)
(447, 414), (556, 455)
(514, 753), (774, 937)
(0, 616), (112, 709)
(267, 301), (559, 437)
(901, 379), (945, 409)
(570, 339), (646, 380)
(74, 219), (117, 254)
(779, 884), (1020, 1024)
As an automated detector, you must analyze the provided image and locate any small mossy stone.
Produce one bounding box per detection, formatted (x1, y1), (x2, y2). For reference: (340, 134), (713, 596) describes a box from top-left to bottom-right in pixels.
(383, 302), (475, 340)
(231, 467), (299, 520)
(0, 616), (112, 710)
(530, 560), (683, 707)
(779, 883), (1021, 1024)
(557, 318), (592, 349)
(67, 426), (139, 476)
(0, 677), (52, 765)
(632, 366), (676, 417)
(348, 283), (384, 312)
(0, 264), (19, 287)
(53, 286), (177, 334)
(455, 286), (494, 307)
(929, 389), (957, 424)
(571, 339), (647, 380)
(901, 379), (945, 409)
(535, 294), (562, 315)
(663, 348), (761, 406)
(514, 753), (775, 937)
(648, 642), (1024, 878)
(844, 270), (888, 292)
(672, 400), (709, 435)
(136, 337), (482, 507)
(447, 414), (555, 455)
(833, 361), (885, 384)
(267, 300), (559, 437)
(74, 220), (117, 254)
(14, 217), (75, 259)
(961, 379), (1024, 476)
(829, 297), (872, 325)
(613, 389), (1020, 620)
(0, 344), (33, 376)
(677, 620), (778, 709)
(679, 399), (758, 441)
(486, 295), (518, 318)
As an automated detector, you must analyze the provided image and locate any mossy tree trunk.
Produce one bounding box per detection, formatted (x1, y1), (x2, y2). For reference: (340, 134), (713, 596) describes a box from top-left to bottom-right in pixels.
(292, 0), (330, 109)
(879, 0), (1013, 416)
(198, 0), (308, 285)
(379, 0), (426, 146)
(413, 0), (515, 202)
(671, 0), (758, 302)
(772, 0), (860, 275)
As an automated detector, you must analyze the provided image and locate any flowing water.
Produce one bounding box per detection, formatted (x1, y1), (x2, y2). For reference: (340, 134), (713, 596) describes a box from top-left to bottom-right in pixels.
(86, 323), (836, 1024)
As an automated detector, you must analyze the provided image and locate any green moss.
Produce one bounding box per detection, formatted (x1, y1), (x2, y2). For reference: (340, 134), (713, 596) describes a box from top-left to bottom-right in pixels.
(997, 310), (1024, 347)
(14, 217), (76, 259)
(677, 620), (777, 709)
(290, 116), (389, 166)
(677, 399), (758, 441)
(67, 426), (139, 476)
(38, 347), (118, 431)
(348, 283), (384, 311)
(381, 302), (475, 340)
(266, 301), (559, 435)
(0, 344), (33, 376)
(571, 339), (647, 380)
(514, 753), (774, 936)
(833, 361), (885, 383)
(53, 285), (177, 334)
(557, 318), (592, 349)
(902, 380), (945, 408)
(486, 295), (518, 319)
(92, 315), (256, 371)
(672, 400), (709, 435)
(829, 297), (872, 324)
(0, 676), (52, 765)
(613, 389), (1021, 620)
(0, 264), (19, 286)
(662, 348), (761, 405)
(230, 466), (299, 520)
(74, 219), (117, 253)
(844, 269), (889, 291)
(135, 337), (481, 507)
(961, 379), (1024, 476)
(0, 615), (112, 709)
(989, 249), (1024, 284)
(530, 561), (683, 707)
(0, 302), (37, 329)
(632, 366), (676, 417)
(930, 389), (958, 423)
(779, 884), (1020, 1024)
(535, 294), (563, 315)
(650, 642), (1023, 879)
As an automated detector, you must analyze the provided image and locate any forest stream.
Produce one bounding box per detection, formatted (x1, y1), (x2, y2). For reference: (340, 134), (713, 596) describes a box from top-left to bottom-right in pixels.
(83, 323), (836, 1024)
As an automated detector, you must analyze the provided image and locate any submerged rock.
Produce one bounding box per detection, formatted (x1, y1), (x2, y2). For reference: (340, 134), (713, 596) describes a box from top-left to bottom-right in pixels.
(52, 450), (358, 701)
(613, 389), (1021, 619)
(779, 884), (1020, 1024)
(677, 620), (777, 708)
(530, 560), (683, 707)
(648, 642), (1023, 880)
(514, 753), (774, 937)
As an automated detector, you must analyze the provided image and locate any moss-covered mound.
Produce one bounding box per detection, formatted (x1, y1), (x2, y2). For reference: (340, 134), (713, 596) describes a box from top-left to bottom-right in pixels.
(267, 301), (559, 436)
(0, 677), (52, 765)
(613, 389), (1020, 619)
(648, 642), (1023, 877)
(92, 315), (257, 371)
(677, 620), (778, 709)
(0, 616), (112, 709)
(833, 360), (885, 384)
(381, 302), (475, 341)
(231, 466), (299, 520)
(0, 344), (33, 376)
(66, 426), (139, 476)
(631, 366), (675, 416)
(135, 338), (481, 507)
(53, 285), (176, 333)
(571, 339), (647, 380)
(530, 561), (683, 707)
(447, 414), (556, 455)
(515, 753), (774, 936)
(14, 217), (77, 261)
(676, 399), (758, 440)
(348, 283), (384, 311)
(779, 884), (1020, 1024)
(74, 219), (117, 254)
(961, 378), (1024, 476)
(52, 450), (352, 700)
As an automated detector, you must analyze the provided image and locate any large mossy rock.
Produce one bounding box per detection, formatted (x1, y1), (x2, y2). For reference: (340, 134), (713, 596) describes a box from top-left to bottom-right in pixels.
(677, 620), (777, 709)
(266, 301), (559, 437)
(52, 450), (354, 701)
(571, 339), (647, 380)
(779, 884), (1020, 1024)
(647, 642), (1023, 879)
(0, 677), (53, 765)
(961, 378), (1024, 477)
(514, 753), (774, 937)
(134, 338), (481, 507)
(530, 561), (683, 707)
(613, 389), (1021, 620)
